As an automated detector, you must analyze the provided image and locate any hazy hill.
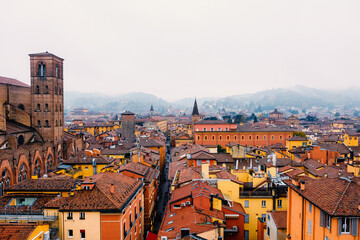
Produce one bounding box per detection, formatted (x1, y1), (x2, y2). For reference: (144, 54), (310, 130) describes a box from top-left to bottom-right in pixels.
(64, 86), (360, 114)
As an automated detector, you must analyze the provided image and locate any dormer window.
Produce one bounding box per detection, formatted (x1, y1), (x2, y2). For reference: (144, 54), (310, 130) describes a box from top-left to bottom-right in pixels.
(38, 62), (46, 77)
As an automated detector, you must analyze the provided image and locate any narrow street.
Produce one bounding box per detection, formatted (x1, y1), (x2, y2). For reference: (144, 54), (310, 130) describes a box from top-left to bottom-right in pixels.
(152, 140), (171, 233)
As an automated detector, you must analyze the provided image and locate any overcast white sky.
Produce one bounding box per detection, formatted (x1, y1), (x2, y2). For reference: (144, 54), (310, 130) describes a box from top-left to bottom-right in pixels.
(0, 0), (359, 101)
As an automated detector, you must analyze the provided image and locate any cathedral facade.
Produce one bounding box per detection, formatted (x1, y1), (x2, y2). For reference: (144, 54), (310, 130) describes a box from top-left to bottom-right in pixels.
(0, 52), (81, 195)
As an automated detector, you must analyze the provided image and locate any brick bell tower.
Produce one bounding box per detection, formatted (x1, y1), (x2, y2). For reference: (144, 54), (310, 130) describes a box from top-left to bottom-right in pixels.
(29, 52), (64, 144)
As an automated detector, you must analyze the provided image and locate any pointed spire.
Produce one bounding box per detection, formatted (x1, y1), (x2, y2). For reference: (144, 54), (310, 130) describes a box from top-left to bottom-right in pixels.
(192, 98), (199, 116)
(150, 105), (154, 112)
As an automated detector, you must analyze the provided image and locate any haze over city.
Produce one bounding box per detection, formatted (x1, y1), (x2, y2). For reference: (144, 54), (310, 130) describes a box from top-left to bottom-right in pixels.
(1, 0), (360, 101)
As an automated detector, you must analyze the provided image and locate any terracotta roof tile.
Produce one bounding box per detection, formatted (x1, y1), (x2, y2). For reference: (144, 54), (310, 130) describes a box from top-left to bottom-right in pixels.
(0, 76), (29, 87)
(285, 176), (360, 216)
(5, 178), (77, 192)
(269, 211), (287, 229)
(0, 223), (37, 240)
(45, 172), (142, 211)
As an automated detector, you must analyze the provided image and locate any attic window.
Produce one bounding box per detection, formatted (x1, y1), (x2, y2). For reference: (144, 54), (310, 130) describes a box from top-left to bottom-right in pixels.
(165, 227), (174, 232)
(169, 213), (176, 217)
(167, 221), (173, 225)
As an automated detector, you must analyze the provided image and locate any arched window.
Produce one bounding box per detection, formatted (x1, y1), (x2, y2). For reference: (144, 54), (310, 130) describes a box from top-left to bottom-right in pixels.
(45, 103), (49, 111)
(234, 135), (237, 140)
(55, 104), (58, 112)
(45, 120), (49, 127)
(17, 135), (24, 145)
(219, 136), (222, 140)
(249, 136), (252, 140)
(227, 135), (230, 140)
(60, 119), (62, 126)
(37, 104), (41, 111)
(59, 88), (62, 95)
(18, 174), (22, 183)
(59, 105), (62, 112)
(38, 62), (46, 77)
(45, 85), (49, 94)
(55, 86), (58, 95)
(204, 136), (208, 140)
(256, 136), (259, 140)
(264, 135), (267, 140)
(37, 120), (41, 127)
(56, 120), (58, 126)
(23, 172), (27, 180)
(18, 104), (25, 110)
(280, 135), (283, 140)
(36, 85), (40, 94)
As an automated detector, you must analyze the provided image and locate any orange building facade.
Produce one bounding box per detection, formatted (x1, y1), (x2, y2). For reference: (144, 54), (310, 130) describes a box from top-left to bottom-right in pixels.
(194, 130), (294, 148)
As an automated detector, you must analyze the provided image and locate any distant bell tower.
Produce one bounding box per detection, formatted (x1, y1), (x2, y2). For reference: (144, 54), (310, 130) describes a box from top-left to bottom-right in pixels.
(121, 111), (135, 142)
(29, 52), (64, 144)
(192, 98), (200, 123)
(150, 105), (154, 116)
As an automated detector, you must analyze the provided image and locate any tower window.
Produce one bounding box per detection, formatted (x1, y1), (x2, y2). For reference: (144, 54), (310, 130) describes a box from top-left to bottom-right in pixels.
(59, 105), (62, 112)
(45, 120), (49, 127)
(59, 88), (62, 95)
(37, 104), (41, 112)
(56, 65), (59, 78)
(60, 119), (62, 126)
(35, 85), (40, 94)
(17, 104), (25, 110)
(56, 120), (58, 126)
(17, 135), (24, 145)
(55, 104), (58, 112)
(45, 85), (49, 94)
(55, 86), (58, 95)
(45, 103), (49, 112)
(37, 120), (41, 127)
(38, 63), (46, 77)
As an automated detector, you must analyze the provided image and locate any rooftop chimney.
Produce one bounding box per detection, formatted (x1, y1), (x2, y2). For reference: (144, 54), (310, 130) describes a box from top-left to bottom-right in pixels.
(110, 183), (114, 194)
(300, 180), (306, 191)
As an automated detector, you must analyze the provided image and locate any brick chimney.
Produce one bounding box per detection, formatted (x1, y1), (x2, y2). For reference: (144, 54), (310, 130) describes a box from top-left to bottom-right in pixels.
(300, 180), (306, 190)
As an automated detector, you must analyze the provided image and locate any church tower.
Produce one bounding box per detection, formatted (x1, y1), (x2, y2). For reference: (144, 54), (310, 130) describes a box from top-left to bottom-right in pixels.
(191, 98), (200, 123)
(29, 52), (64, 144)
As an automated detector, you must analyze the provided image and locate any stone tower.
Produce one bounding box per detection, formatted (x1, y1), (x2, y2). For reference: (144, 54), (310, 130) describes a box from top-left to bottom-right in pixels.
(29, 52), (64, 144)
(121, 111), (135, 142)
(191, 98), (200, 123)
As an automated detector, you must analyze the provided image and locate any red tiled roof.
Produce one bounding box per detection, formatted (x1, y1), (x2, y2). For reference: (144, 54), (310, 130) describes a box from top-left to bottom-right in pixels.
(5, 178), (77, 192)
(269, 211), (287, 229)
(285, 176), (360, 216)
(158, 206), (223, 239)
(45, 172), (142, 211)
(0, 76), (29, 87)
(216, 170), (243, 185)
(212, 153), (234, 164)
(119, 162), (159, 183)
(0, 223), (37, 240)
(170, 181), (223, 204)
(168, 160), (188, 181)
(177, 167), (202, 185)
